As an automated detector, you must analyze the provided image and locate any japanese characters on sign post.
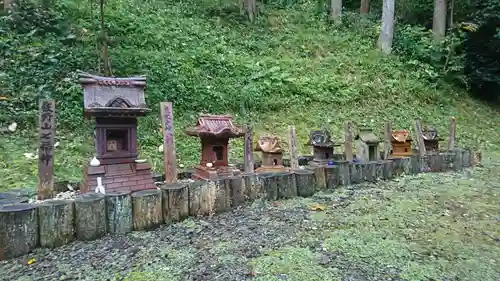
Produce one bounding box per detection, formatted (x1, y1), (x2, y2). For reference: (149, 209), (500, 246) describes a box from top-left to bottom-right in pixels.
(160, 102), (177, 183)
(37, 99), (56, 200)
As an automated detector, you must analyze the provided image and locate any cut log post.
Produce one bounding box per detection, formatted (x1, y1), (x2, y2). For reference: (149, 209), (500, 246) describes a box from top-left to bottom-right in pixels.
(131, 189), (163, 231)
(363, 162), (377, 182)
(337, 160), (351, 186)
(462, 149), (471, 168)
(0, 203), (39, 260)
(325, 165), (340, 189)
(212, 179), (229, 214)
(228, 175), (245, 208)
(410, 155), (420, 174)
(452, 149), (464, 170)
(390, 158), (404, 177)
(242, 172), (261, 201)
(74, 193), (107, 241)
(105, 191), (132, 234)
(258, 173), (278, 201)
(294, 170), (315, 197)
(426, 153), (442, 172)
(350, 163), (363, 184)
(188, 181), (205, 216)
(419, 155), (430, 172)
(161, 182), (189, 223)
(440, 151), (456, 172)
(276, 172), (296, 199)
(38, 200), (74, 248)
(313, 166), (327, 191)
(376, 160), (393, 180)
(400, 157), (411, 175)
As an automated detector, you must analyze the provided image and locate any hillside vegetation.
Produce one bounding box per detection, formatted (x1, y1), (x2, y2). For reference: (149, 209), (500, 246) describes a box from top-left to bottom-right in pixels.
(0, 0), (499, 188)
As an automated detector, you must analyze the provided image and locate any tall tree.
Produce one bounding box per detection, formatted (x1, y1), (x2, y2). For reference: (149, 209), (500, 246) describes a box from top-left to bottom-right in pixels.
(377, 0), (395, 54)
(360, 0), (370, 14)
(329, 0), (342, 23)
(432, 0), (447, 40)
(240, 0), (257, 22)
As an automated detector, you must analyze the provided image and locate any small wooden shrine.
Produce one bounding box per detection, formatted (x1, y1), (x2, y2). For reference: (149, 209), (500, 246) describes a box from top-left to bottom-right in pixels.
(185, 114), (245, 180)
(354, 128), (381, 162)
(79, 72), (156, 194)
(255, 135), (289, 172)
(391, 130), (413, 157)
(422, 127), (442, 153)
(306, 129), (340, 166)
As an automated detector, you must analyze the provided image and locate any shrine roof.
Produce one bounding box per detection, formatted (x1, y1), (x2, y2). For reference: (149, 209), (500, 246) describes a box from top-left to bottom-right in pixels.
(354, 129), (380, 144)
(306, 129), (341, 147)
(254, 136), (283, 153)
(392, 130), (412, 143)
(422, 127), (443, 141)
(185, 114), (245, 138)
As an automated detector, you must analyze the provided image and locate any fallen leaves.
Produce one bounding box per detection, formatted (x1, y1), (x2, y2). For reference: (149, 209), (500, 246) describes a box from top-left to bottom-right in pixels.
(309, 204), (326, 211)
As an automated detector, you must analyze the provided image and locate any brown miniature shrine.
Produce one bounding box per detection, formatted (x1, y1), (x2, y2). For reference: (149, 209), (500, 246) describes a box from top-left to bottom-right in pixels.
(186, 114), (245, 180)
(354, 128), (381, 162)
(422, 127), (442, 153)
(255, 135), (289, 172)
(391, 130), (413, 157)
(306, 129), (340, 166)
(79, 72), (156, 193)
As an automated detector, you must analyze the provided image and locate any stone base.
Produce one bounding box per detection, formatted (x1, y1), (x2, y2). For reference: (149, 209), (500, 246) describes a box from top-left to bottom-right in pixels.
(390, 153), (414, 158)
(191, 165), (240, 180)
(255, 165), (289, 173)
(83, 162), (155, 193)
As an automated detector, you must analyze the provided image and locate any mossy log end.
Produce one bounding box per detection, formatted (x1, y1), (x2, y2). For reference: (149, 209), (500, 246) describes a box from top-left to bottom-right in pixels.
(294, 169), (315, 197)
(242, 172), (261, 201)
(362, 162), (377, 182)
(325, 165), (340, 189)
(105, 191), (133, 235)
(212, 179), (229, 214)
(276, 172), (296, 199)
(228, 176), (245, 208)
(258, 173), (278, 201)
(161, 182), (189, 223)
(337, 161), (351, 186)
(350, 163), (363, 184)
(313, 166), (327, 190)
(188, 181), (205, 217)
(74, 193), (107, 241)
(38, 199), (74, 248)
(131, 189), (163, 231)
(0, 203), (39, 260)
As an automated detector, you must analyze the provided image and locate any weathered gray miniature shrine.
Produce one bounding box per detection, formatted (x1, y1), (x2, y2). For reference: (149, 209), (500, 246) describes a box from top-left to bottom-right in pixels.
(354, 128), (381, 162)
(255, 135), (289, 172)
(422, 126), (442, 153)
(306, 129), (341, 166)
(79, 72), (156, 193)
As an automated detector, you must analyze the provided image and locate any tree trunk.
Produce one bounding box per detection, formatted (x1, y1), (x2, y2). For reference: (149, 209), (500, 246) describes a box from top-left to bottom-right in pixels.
(448, 0), (455, 27)
(329, 0), (342, 23)
(360, 0), (370, 14)
(432, 0), (447, 40)
(377, 0), (395, 54)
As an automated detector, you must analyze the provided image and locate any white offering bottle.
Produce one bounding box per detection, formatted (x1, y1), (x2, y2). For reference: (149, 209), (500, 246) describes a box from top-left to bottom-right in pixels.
(90, 156), (100, 167)
(95, 177), (105, 194)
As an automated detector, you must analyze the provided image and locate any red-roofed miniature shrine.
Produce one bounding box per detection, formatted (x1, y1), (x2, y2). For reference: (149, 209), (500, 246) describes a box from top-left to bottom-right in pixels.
(391, 130), (413, 157)
(186, 114), (245, 180)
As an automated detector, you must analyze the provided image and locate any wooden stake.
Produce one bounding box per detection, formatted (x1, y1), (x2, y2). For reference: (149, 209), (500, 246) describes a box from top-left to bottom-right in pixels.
(160, 102), (177, 184)
(244, 126), (254, 173)
(344, 121), (354, 162)
(414, 119), (426, 157)
(448, 117), (456, 150)
(37, 99), (55, 200)
(383, 121), (392, 160)
(288, 125), (298, 169)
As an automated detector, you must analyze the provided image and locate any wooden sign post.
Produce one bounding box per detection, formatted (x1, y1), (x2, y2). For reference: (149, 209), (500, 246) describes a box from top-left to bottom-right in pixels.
(288, 125), (298, 169)
(414, 119), (426, 157)
(243, 125), (254, 173)
(344, 121), (354, 162)
(37, 99), (56, 200)
(383, 122), (393, 160)
(447, 117), (456, 150)
(160, 102), (177, 183)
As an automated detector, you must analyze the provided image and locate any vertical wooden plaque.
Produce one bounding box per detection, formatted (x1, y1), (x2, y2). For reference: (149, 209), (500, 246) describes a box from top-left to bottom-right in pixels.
(288, 125), (298, 169)
(244, 125), (254, 173)
(448, 117), (456, 150)
(383, 122), (393, 160)
(344, 121), (354, 162)
(37, 99), (56, 200)
(414, 119), (426, 157)
(160, 102), (177, 183)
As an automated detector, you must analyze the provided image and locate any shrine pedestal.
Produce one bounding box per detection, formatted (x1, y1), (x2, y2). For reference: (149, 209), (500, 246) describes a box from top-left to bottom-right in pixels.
(83, 162), (155, 193)
(191, 165), (240, 180)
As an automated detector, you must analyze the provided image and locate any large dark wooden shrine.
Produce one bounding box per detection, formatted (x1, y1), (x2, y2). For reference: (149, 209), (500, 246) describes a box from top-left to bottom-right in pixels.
(422, 127), (442, 153)
(306, 129), (340, 166)
(186, 114), (245, 180)
(79, 72), (156, 193)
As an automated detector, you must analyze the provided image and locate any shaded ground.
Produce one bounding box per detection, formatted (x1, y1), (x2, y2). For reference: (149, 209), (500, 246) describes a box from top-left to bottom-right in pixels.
(1, 154), (499, 281)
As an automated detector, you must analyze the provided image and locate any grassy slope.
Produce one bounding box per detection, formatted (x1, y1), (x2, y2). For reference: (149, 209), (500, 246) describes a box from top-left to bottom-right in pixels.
(1, 0), (500, 189)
